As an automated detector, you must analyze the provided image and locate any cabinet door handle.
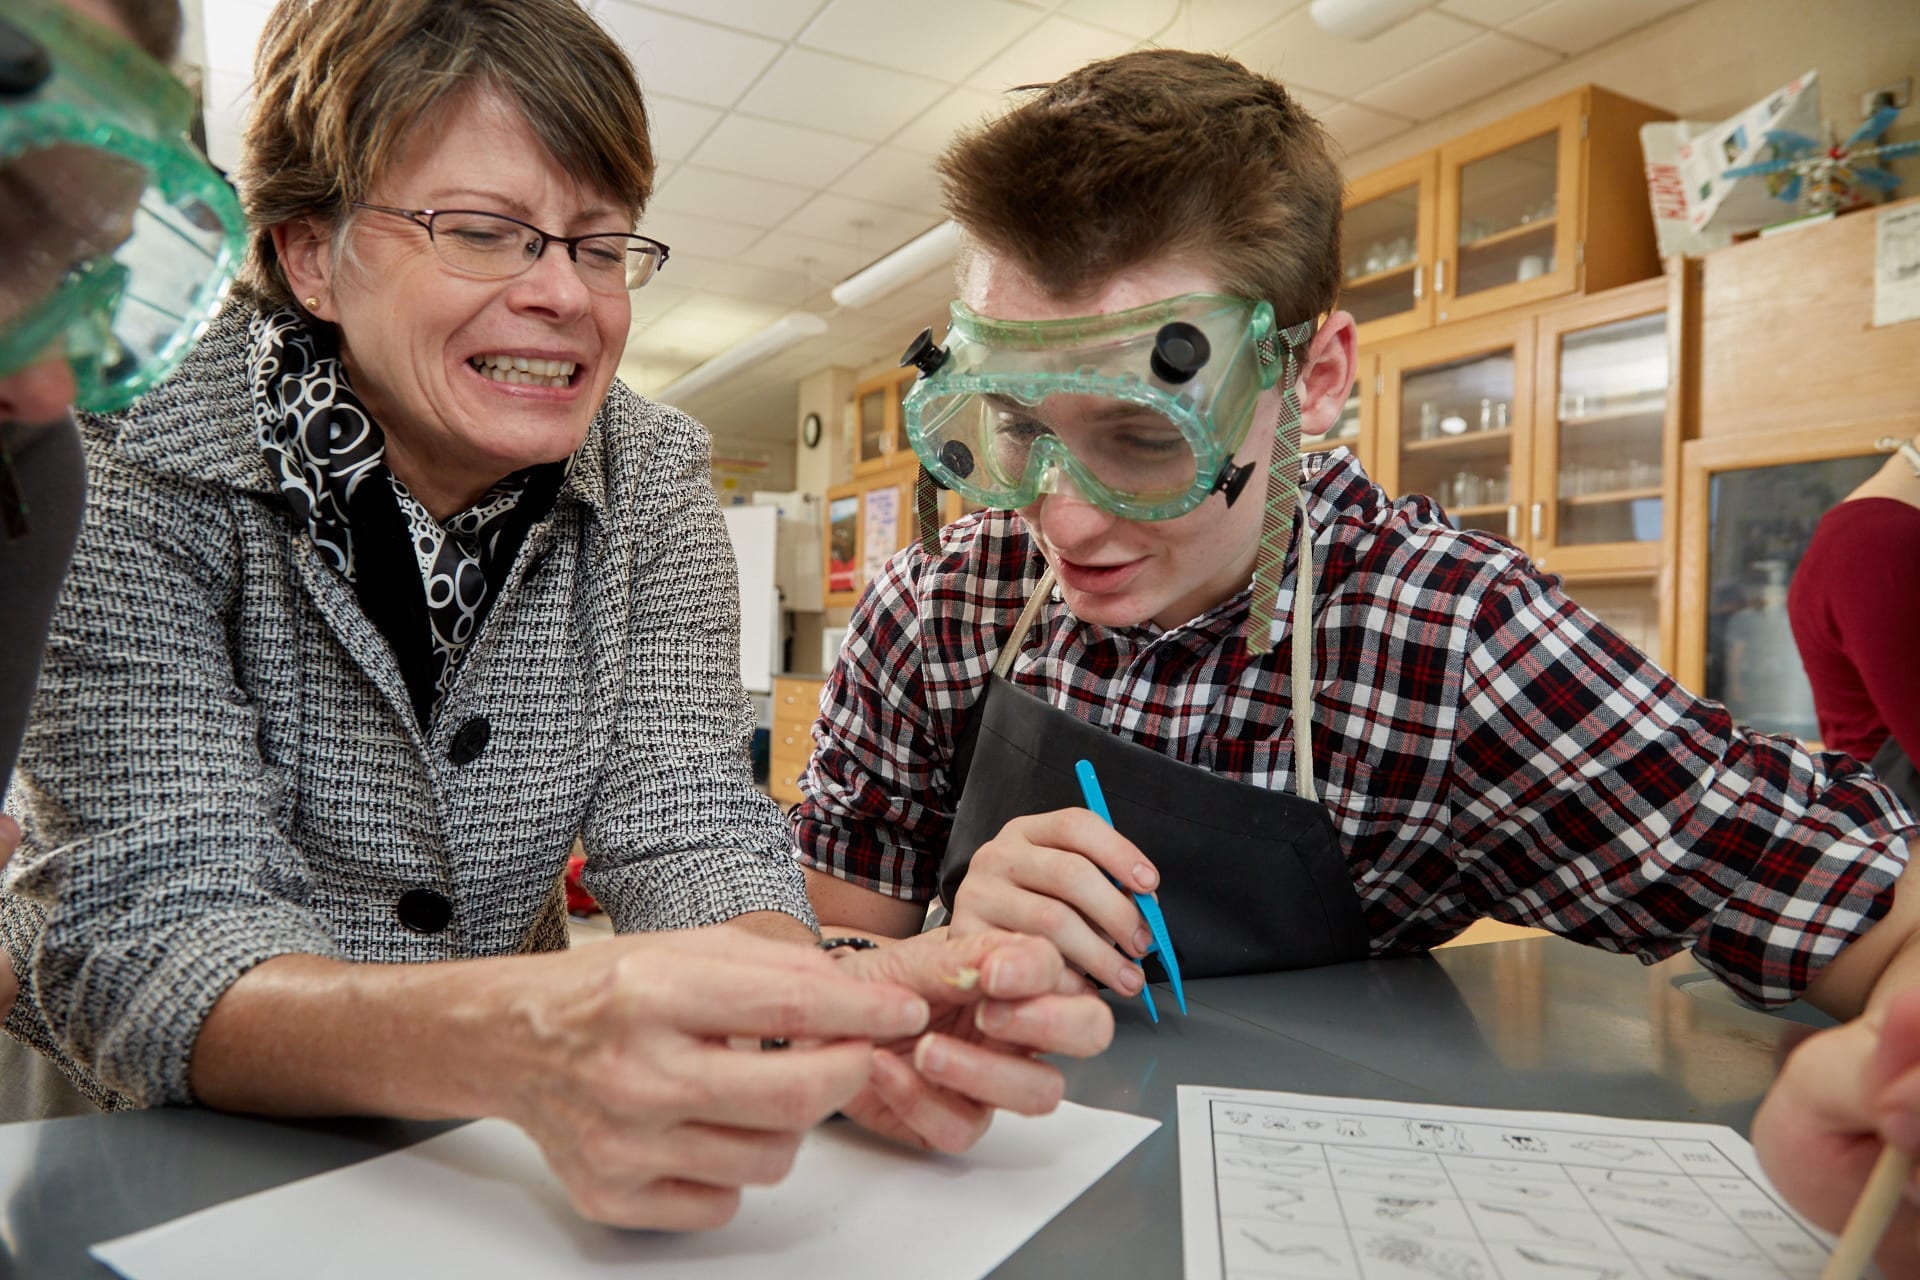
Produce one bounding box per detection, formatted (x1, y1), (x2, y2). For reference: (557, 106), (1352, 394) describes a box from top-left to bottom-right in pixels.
(1411, 264), (1424, 300)
(1530, 502), (1544, 540)
(1434, 259), (1447, 295)
(1507, 505), (1519, 539)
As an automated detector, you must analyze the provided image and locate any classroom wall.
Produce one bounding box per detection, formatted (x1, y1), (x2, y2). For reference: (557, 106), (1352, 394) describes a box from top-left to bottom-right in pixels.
(1342, 0), (1919, 185)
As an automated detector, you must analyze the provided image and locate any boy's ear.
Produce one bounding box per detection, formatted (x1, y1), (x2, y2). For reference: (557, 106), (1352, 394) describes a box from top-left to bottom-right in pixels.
(1296, 312), (1357, 439)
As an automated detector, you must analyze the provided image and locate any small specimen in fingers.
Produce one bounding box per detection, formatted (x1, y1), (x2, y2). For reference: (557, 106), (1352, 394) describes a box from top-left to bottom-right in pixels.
(941, 967), (981, 990)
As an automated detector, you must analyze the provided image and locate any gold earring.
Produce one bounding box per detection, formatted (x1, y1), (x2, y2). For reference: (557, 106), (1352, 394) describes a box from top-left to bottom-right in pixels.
(304, 296), (320, 311)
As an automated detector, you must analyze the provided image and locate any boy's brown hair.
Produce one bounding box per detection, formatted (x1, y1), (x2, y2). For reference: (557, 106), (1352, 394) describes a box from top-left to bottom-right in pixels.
(237, 0), (653, 309)
(938, 49), (1343, 323)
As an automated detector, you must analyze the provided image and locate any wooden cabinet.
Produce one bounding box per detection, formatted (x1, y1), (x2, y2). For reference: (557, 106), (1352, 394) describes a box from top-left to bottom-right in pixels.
(1342, 155), (1438, 344)
(1370, 272), (1693, 664)
(823, 453), (973, 607)
(853, 364), (918, 475)
(1343, 86), (1672, 344)
(768, 673), (826, 809)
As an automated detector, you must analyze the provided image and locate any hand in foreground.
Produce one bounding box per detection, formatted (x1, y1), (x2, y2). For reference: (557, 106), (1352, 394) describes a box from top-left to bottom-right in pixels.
(948, 808), (1160, 997)
(1752, 988), (1920, 1276)
(0, 815), (17, 1020)
(832, 926), (1115, 1153)
(505, 925), (931, 1231)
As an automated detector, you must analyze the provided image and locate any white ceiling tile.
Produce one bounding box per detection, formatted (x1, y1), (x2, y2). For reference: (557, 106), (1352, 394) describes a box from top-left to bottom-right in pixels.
(890, 87), (1012, 156)
(798, 0), (1049, 81)
(1056, 0), (1185, 39)
(1319, 102), (1418, 156)
(656, 254), (821, 306)
(1235, 8), (1481, 100)
(648, 166), (815, 229)
(596, 3), (785, 108)
(619, 0), (827, 40)
(644, 95), (725, 163)
(687, 115), (873, 188)
(1354, 32), (1561, 120)
(737, 49), (948, 143)
(1288, 86), (1344, 116)
(198, 0), (273, 72)
(1187, 1), (1310, 50)
(966, 15), (1138, 93)
(635, 209), (767, 260)
(832, 147), (946, 215)
(778, 195), (941, 254)
(735, 229), (875, 278)
(1437, 0), (1554, 26)
(670, 294), (788, 331)
(1504, 0), (1702, 55)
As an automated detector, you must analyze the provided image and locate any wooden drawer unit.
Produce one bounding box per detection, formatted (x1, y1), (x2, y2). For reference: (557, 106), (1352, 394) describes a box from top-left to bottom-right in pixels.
(768, 674), (826, 808)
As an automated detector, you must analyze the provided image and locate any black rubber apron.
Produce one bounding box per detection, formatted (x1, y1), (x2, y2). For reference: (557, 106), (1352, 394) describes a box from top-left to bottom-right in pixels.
(1870, 735), (1920, 816)
(936, 556), (1369, 980)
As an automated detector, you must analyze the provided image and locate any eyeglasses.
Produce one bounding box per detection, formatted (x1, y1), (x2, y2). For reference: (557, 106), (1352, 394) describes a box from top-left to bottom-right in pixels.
(350, 203), (669, 292)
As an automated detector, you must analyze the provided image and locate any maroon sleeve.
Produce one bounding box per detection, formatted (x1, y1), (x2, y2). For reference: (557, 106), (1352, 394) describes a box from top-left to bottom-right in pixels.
(1789, 499), (1920, 762)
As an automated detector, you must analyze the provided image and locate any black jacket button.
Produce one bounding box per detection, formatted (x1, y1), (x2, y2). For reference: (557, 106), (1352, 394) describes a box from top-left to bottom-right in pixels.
(448, 716), (490, 765)
(396, 888), (453, 934)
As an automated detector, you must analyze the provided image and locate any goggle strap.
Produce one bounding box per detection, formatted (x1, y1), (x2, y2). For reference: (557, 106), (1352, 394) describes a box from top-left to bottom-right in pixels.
(914, 466), (943, 558)
(1244, 345), (1305, 657)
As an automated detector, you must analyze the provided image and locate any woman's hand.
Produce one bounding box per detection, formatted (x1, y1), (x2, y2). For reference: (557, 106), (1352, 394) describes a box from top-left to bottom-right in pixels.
(488, 927), (933, 1231)
(832, 926), (1115, 1153)
(948, 808), (1159, 997)
(1752, 989), (1920, 1276)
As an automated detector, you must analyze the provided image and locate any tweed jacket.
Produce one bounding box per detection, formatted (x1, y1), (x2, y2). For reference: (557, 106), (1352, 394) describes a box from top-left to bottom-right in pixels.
(1, 305), (814, 1107)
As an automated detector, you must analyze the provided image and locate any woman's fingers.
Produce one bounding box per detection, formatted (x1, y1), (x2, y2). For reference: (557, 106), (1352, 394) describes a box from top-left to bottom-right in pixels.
(866, 1044), (996, 1153)
(911, 1031), (1066, 1117)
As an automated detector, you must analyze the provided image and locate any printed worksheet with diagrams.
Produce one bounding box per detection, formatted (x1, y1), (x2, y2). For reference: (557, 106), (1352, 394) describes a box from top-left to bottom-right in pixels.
(1178, 1085), (1851, 1280)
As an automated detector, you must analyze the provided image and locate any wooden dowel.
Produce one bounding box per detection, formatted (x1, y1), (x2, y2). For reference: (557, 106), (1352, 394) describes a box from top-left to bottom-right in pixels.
(1819, 1146), (1912, 1280)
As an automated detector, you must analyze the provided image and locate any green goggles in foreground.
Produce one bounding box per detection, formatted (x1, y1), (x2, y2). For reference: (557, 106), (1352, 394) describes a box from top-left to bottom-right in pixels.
(902, 293), (1312, 522)
(1, 0), (245, 413)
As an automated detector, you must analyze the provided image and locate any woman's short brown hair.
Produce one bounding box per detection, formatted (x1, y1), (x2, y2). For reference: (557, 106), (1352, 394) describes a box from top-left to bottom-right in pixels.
(938, 50), (1343, 324)
(237, 0), (653, 309)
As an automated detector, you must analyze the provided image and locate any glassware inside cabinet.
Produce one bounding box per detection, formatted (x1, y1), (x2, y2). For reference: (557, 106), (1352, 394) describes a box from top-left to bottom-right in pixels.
(1455, 132), (1557, 300)
(1554, 313), (1667, 546)
(1331, 382), (1361, 441)
(1398, 349), (1515, 536)
(1342, 182), (1422, 328)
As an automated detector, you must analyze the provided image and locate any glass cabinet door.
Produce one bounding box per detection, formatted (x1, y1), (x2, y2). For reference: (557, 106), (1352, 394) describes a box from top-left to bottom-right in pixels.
(856, 383), (889, 469)
(1702, 454), (1882, 740)
(1551, 312), (1667, 549)
(1342, 154), (1435, 343)
(1397, 349), (1519, 541)
(1452, 131), (1559, 303)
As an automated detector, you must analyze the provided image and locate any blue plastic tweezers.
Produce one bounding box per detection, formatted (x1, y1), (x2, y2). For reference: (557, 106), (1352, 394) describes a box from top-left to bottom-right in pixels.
(1074, 758), (1187, 1022)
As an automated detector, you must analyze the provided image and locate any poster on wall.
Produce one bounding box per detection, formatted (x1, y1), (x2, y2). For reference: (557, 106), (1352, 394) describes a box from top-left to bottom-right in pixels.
(827, 495), (859, 595)
(861, 485), (900, 587)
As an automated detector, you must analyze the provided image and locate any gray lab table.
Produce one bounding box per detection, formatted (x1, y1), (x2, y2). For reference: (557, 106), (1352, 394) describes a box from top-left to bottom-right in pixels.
(0, 937), (1821, 1278)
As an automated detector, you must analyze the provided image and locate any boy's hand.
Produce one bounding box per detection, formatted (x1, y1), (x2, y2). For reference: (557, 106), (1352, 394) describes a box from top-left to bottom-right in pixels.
(947, 808), (1159, 998)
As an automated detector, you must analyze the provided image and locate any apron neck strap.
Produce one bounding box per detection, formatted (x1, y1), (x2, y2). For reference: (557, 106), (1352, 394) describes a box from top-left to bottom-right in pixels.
(995, 563), (1059, 680)
(1289, 512), (1317, 804)
(993, 542), (1317, 805)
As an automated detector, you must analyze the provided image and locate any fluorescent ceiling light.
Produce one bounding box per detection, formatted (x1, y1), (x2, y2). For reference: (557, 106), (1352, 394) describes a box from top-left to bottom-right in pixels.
(830, 220), (963, 309)
(1309, 0), (1441, 40)
(653, 310), (830, 407)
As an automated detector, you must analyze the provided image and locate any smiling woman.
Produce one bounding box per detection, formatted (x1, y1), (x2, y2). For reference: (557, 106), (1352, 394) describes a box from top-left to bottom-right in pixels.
(0, 0), (1113, 1233)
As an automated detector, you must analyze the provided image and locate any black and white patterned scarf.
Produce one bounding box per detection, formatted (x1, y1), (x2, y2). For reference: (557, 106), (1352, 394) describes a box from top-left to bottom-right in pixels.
(250, 307), (532, 707)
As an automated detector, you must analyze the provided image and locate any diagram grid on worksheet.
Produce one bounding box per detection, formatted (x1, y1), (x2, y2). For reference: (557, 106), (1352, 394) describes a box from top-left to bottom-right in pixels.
(1177, 1086), (1841, 1280)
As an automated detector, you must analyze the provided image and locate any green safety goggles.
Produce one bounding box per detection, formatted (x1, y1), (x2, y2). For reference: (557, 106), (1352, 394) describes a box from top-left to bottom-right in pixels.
(0, 0), (245, 413)
(901, 293), (1312, 522)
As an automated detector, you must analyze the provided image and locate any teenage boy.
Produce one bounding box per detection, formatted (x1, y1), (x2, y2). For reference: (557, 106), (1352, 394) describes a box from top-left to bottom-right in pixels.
(795, 48), (1920, 1269)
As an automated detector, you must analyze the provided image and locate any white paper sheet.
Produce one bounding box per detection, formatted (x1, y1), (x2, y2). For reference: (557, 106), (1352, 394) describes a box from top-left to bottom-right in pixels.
(92, 1102), (1157, 1280)
(1178, 1085), (1847, 1280)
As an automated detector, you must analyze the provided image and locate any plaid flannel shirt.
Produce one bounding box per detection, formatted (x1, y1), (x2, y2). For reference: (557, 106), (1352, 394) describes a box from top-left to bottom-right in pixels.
(794, 449), (1913, 1008)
